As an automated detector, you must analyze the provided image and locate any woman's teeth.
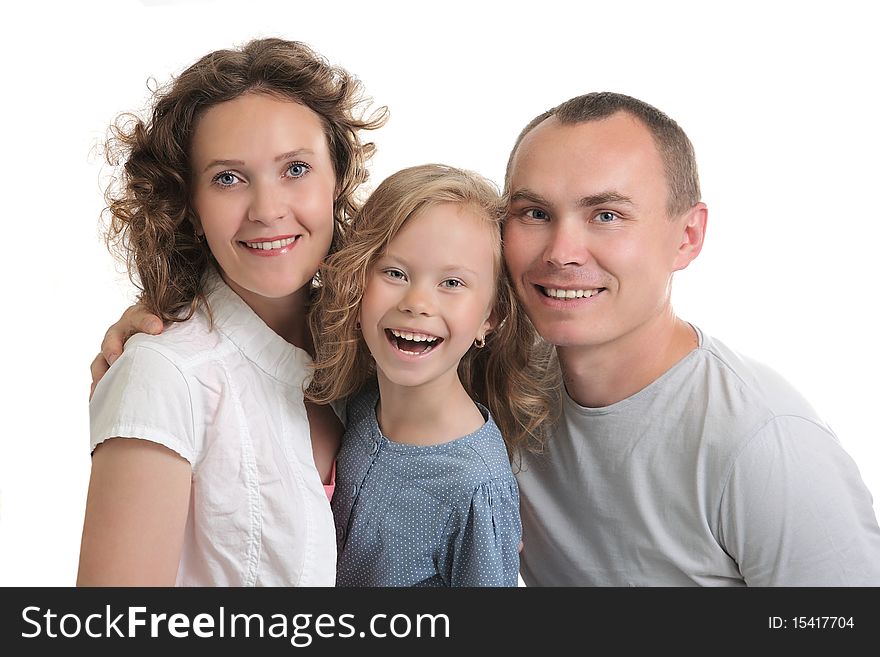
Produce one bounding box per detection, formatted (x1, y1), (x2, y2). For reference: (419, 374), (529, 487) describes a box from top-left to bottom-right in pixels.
(243, 236), (297, 250)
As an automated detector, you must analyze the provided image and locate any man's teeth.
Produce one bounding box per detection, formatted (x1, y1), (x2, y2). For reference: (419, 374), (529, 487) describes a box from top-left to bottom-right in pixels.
(244, 236), (297, 250)
(543, 287), (601, 299)
(389, 329), (438, 343)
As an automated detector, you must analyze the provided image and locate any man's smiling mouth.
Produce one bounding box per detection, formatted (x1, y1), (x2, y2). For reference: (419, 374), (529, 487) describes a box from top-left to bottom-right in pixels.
(539, 286), (606, 299)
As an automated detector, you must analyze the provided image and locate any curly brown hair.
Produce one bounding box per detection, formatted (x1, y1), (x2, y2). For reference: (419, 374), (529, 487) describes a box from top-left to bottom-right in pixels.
(307, 164), (559, 456)
(103, 37), (388, 323)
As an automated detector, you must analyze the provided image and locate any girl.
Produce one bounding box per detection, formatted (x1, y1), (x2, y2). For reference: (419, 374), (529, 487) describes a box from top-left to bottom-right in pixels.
(78, 38), (386, 586)
(307, 164), (557, 586)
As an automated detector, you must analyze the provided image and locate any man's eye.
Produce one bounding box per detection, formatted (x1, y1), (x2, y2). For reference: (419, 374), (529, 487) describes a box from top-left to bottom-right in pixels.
(596, 211), (618, 223)
(525, 209), (549, 220)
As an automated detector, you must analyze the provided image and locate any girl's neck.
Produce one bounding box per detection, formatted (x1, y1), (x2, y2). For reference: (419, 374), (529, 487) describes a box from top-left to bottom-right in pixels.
(375, 371), (485, 446)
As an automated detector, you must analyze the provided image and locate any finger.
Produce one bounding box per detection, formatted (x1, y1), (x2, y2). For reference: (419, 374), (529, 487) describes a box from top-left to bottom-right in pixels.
(100, 324), (124, 367)
(89, 352), (110, 401)
(126, 305), (164, 337)
(138, 311), (164, 335)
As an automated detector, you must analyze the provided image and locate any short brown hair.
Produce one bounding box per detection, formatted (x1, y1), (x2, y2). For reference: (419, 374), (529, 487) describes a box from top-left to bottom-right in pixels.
(103, 37), (388, 323)
(504, 91), (700, 217)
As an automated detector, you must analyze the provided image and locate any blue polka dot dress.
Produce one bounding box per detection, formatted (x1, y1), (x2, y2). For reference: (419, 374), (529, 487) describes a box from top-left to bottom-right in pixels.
(332, 384), (522, 587)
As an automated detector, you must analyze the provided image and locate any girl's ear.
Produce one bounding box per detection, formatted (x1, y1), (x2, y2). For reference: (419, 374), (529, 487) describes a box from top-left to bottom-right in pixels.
(478, 311), (496, 341)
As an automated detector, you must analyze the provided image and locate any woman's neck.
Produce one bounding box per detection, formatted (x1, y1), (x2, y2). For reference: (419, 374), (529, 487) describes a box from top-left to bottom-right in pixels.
(220, 273), (313, 353)
(375, 370), (485, 446)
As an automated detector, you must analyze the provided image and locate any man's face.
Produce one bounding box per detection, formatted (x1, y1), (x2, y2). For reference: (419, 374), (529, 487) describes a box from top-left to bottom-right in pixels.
(503, 112), (696, 350)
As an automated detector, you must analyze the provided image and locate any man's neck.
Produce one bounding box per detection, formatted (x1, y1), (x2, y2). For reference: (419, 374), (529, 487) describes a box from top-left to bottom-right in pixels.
(557, 310), (698, 408)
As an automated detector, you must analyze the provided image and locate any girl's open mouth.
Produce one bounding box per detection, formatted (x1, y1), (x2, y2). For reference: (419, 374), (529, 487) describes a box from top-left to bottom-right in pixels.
(385, 328), (443, 356)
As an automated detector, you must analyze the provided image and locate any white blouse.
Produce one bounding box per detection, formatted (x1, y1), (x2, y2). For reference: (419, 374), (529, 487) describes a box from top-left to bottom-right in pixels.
(89, 271), (336, 586)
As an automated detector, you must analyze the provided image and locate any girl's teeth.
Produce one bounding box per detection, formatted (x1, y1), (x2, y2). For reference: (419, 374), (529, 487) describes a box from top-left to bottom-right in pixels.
(389, 329), (438, 342)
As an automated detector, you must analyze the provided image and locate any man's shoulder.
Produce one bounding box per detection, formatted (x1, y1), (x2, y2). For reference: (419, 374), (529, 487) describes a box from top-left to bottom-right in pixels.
(694, 329), (824, 424)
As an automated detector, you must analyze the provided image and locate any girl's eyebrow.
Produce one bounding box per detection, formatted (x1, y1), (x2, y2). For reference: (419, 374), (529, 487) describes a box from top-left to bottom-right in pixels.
(379, 252), (480, 278)
(201, 149), (316, 173)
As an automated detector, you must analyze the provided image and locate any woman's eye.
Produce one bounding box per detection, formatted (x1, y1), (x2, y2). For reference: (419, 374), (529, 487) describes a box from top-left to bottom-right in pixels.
(214, 172), (239, 187)
(287, 162), (309, 178)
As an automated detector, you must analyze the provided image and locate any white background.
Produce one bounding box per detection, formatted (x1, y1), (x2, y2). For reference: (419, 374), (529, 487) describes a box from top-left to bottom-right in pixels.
(0, 0), (877, 585)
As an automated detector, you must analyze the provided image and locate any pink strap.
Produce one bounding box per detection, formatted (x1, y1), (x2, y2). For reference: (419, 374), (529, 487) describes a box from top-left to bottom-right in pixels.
(323, 460), (337, 502)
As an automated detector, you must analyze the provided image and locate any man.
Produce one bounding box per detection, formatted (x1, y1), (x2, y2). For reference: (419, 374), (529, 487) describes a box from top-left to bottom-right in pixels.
(502, 92), (880, 585)
(92, 92), (880, 586)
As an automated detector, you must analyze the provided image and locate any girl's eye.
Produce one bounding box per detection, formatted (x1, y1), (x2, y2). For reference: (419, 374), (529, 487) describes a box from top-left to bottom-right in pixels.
(383, 268), (406, 281)
(286, 162), (310, 178)
(214, 172), (240, 187)
(595, 211), (618, 223)
(441, 279), (464, 289)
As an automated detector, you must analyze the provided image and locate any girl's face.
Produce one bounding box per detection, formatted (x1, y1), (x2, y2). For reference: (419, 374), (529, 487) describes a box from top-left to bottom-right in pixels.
(190, 92), (337, 306)
(359, 202), (496, 391)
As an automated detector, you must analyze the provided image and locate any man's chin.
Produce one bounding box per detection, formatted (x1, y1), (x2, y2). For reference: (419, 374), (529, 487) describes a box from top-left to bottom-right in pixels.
(529, 322), (607, 349)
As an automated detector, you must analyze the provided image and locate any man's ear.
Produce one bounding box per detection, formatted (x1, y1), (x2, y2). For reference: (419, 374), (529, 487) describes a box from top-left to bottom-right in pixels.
(673, 202), (707, 272)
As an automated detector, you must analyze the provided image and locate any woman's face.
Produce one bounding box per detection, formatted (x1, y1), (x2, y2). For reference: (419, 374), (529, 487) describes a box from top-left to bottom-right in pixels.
(189, 92), (337, 306)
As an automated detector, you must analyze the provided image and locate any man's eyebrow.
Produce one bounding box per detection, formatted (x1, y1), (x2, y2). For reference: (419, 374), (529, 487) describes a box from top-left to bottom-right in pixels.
(508, 189), (551, 206)
(202, 149), (315, 173)
(578, 192), (635, 208)
(509, 189), (636, 209)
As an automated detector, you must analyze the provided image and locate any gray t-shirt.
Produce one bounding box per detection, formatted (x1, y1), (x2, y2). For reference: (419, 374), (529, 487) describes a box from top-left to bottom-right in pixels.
(518, 326), (880, 586)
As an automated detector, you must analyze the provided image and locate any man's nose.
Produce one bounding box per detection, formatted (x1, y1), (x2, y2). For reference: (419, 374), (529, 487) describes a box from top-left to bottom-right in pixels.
(543, 221), (588, 267)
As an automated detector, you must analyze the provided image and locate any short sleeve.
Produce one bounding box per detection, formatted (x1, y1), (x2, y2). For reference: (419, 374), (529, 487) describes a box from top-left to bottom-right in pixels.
(89, 342), (197, 464)
(330, 396), (348, 428)
(441, 479), (522, 587)
(719, 415), (880, 585)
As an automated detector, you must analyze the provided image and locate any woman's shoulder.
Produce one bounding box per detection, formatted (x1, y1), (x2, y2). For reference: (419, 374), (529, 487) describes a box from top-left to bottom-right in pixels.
(124, 311), (227, 369)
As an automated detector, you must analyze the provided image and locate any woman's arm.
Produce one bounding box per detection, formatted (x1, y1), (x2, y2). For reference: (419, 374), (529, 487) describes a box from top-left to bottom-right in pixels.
(77, 437), (191, 586)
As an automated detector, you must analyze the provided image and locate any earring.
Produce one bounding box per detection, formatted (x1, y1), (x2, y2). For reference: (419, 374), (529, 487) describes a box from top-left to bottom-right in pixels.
(473, 336), (486, 349)
(355, 321), (361, 330)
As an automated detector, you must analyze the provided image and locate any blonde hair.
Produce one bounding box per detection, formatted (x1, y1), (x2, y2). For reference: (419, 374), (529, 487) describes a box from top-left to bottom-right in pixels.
(103, 37), (387, 324)
(308, 164), (559, 455)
